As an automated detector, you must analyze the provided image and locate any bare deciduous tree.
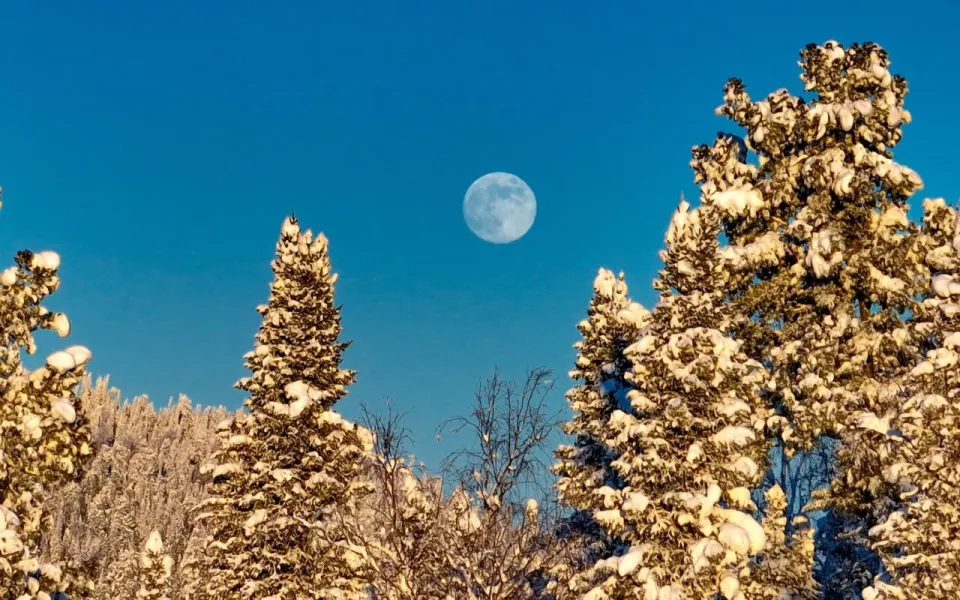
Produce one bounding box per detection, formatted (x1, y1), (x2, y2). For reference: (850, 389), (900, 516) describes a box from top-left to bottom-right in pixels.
(439, 366), (561, 512)
(436, 366), (575, 600)
(357, 400), (446, 600)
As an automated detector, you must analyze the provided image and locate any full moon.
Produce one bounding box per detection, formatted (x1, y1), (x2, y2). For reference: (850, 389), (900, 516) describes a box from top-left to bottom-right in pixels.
(463, 172), (536, 244)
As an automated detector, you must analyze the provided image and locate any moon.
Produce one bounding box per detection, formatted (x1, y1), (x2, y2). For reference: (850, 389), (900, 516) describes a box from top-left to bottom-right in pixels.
(463, 172), (536, 244)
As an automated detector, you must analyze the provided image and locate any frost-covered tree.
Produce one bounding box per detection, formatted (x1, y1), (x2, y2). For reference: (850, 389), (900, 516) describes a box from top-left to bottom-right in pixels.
(42, 377), (232, 600)
(748, 485), (816, 599)
(691, 41), (929, 594)
(355, 402), (447, 600)
(554, 269), (649, 559)
(362, 460), (445, 600)
(442, 367), (561, 509)
(439, 486), (559, 600)
(0, 187), (95, 599)
(691, 42), (925, 446)
(852, 197), (960, 600)
(437, 367), (573, 600)
(137, 531), (173, 600)
(571, 201), (815, 599)
(189, 216), (374, 600)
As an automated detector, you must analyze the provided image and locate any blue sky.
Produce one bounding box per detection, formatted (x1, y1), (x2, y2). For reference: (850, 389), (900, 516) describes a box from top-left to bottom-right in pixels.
(1, 1), (957, 469)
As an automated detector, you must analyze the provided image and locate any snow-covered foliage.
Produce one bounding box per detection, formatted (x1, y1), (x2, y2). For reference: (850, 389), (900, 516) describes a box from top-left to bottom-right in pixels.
(359, 458), (446, 600)
(692, 41), (926, 450)
(0, 188), (96, 599)
(846, 198), (960, 600)
(41, 377), (232, 599)
(137, 530), (173, 600)
(436, 367), (574, 600)
(554, 269), (649, 560)
(688, 41), (933, 595)
(438, 485), (563, 600)
(189, 216), (374, 600)
(353, 403), (449, 600)
(565, 198), (816, 599)
(751, 485), (817, 599)
(354, 369), (578, 600)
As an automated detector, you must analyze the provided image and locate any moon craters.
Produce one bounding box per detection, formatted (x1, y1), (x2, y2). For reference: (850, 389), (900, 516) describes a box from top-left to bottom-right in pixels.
(463, 172), (536, 244)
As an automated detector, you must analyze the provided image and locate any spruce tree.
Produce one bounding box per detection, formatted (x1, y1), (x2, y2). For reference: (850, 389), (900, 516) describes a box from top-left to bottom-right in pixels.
(748, 485), (816, 599)
(190, 216), (374, 599)
(137, 531), (173, 600)
(690, 41), (929, 595)
(554, 268), (649, 562)
(575, 201), (814, 599)
(855, 197), (960, 599)
(0, 188), (95, 598)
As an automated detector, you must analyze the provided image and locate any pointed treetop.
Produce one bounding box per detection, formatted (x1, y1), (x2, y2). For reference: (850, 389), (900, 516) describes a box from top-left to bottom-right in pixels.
(236, 216), (355, 415)
(145, 530), (163, 554)
(665, 195), (694, 246)
(281, 214), (300, 237)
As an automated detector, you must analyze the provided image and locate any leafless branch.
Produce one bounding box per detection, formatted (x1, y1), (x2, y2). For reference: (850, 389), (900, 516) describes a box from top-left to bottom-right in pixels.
(438, 366), (562, 515)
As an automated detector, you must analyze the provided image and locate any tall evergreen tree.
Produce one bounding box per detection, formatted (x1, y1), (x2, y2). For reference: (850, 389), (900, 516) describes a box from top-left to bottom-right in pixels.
(0, 188), (95, 599)
(855, 197), (960, 599)
(690, 41), (929, 595)
(190, 216), (374, 600)
(554, 268), (649, 562)
(573, 201), (814, 599)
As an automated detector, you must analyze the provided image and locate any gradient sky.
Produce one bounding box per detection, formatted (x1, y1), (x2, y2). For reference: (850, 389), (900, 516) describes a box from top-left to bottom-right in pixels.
(1, 1), (957, 469)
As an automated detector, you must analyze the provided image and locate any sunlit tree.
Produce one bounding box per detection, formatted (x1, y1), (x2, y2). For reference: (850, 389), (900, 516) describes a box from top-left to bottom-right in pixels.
(189, 216), (374, 599)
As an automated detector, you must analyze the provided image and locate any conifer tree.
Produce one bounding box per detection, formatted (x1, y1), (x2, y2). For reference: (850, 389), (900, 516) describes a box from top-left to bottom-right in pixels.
(190, 216), (374, 600)
(137, 531), (173, 600)
(747, 485), (816, 599)
(42, 379), (232, 600)
(554, 268), (649, 560)
(0, 188), (95, 599)
(854, 197), (960, 600)
(690, 41), (929, 593)
(573, 201), (814, 599)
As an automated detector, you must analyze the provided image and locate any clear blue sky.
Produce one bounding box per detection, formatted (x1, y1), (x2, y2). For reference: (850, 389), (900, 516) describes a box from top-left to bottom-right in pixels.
(1, 1), (957, 469)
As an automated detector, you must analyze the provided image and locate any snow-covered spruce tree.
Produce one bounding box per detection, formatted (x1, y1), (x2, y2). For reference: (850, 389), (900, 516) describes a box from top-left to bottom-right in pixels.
(0, 187), (95, 599)
(575, 201), (815, 600)
(190, 215), (374, 600)
(554, 269), (649, 564)
(690, 41), (929, 595)
(851, 197), (960, 600)
(137, 531), (173, 600)
(751, 484), (816, 598)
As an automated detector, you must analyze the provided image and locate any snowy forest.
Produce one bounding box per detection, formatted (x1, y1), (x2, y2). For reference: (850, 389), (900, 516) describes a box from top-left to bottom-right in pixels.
(1, 40), (956, 600)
